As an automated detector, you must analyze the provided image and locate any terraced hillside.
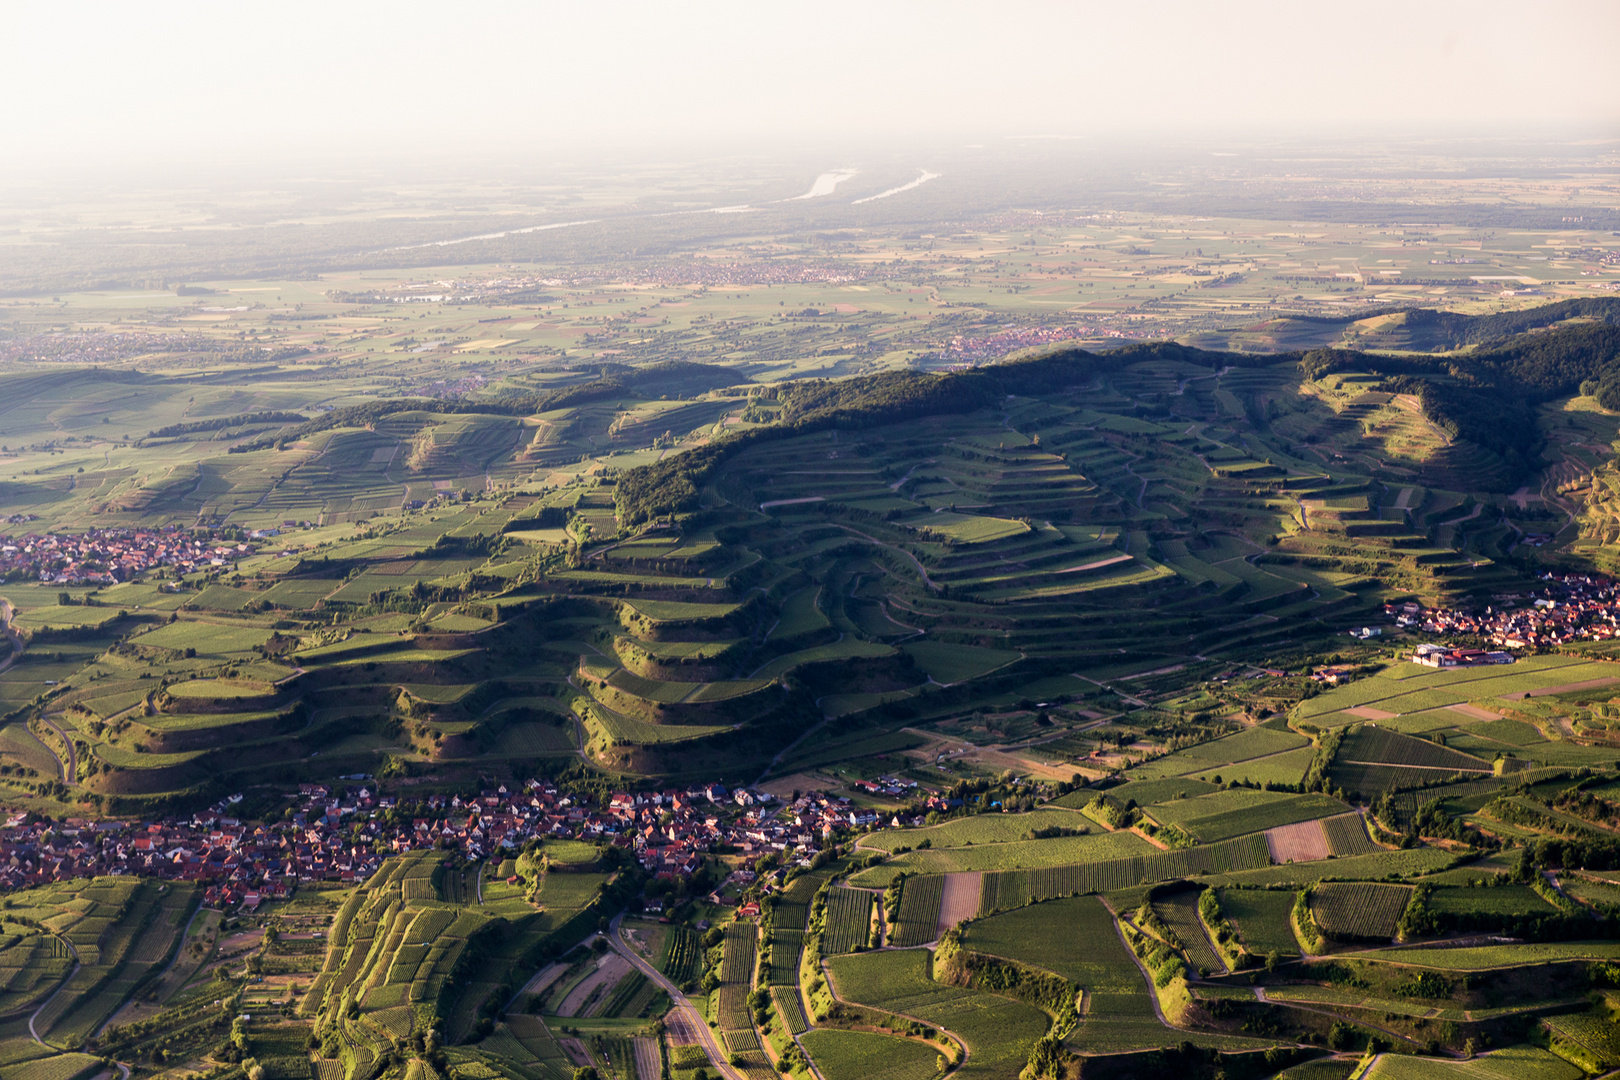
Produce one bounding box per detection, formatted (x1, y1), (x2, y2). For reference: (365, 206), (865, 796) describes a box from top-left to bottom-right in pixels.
(5, 311), (1620, 802)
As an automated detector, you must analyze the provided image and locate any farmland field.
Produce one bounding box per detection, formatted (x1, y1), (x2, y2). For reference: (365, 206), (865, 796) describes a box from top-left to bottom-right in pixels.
(821, 888), (875, 955)
(3, 136), (1620, 1078)
(1356, 940), (1620, 969)
(1148, 790), (1348, 843)
(1310, 883), (1412, 941)
(799, 1030), (941, 1080)
(976, 833), (1272, 911)
(1321, 813), (1381, 857)
(1150, 890), (1222, 973)
(824, 949), (1051, 1080)
(1362, 1046), (1580, 1080)
(890, 874), (946, 948)
(853, 830), (1155, 880)
(1216, 889), (1300, 957)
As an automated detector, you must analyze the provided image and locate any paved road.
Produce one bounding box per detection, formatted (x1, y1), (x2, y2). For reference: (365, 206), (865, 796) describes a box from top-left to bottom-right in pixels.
(28, 938), (80, 1047)
(95, 903), (215, 1039)
(819, 954), (967, 1072)
(607, 915), (746, 1080)
(0, 600), (79, 786)
(831, 526), (941, 592)
(38, 714), (76, 785)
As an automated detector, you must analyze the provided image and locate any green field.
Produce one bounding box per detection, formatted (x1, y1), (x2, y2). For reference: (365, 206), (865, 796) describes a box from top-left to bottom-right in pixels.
(1, 156), (1619, 1078)
(798, 1030), (941, 1080)
(824, 949), (1051, 1080)
(1310, 882), (1411, 941)
(1216, 889), (1300, 958)
(822, 888), (875, 955)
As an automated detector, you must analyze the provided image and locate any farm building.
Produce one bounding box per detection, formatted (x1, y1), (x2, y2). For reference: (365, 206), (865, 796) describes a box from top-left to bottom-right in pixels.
(1411, 643), (1515, 668)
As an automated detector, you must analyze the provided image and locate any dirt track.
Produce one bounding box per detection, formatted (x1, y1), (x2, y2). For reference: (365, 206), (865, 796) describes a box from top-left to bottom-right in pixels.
(1266, 820), (1330, 863)
(558, 952), (630, 1017)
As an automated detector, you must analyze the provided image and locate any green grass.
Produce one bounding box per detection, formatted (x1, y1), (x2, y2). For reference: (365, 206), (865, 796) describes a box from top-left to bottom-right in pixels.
(890, 875), (945, 948)
(853, 830), (1155, 879)
(900, 641), (1020, 684)
(799, 1030), (941, 1080)
(823, 949), (1050, 1080)
(821, 888), (873, 955)
(1216, 889), (1300, 957)
(1362, 1045), (1580, 1080)
(1310, 882), (1411, 940)
(864, 808), (1094, 852)
(1148, 790), (1348, 843)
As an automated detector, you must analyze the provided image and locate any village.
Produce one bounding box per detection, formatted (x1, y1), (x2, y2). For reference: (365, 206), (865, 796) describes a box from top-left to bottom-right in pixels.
(0, 526), (255, 586)
(1386, 571), (1620, 651)
(0, 774), (937, 909)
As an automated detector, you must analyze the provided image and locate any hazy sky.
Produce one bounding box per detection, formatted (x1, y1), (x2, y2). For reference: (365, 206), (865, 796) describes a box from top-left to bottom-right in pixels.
(6, 0), (1617, 170)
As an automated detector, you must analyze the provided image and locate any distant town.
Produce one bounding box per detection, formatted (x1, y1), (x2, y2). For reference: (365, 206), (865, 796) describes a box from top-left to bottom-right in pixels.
(1387, 571), (1620, 650)
(0, 777), (939, 908)
(0, 526), (256, 586)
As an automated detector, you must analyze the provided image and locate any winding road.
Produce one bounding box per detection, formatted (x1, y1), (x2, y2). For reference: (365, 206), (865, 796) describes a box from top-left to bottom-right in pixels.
(607, 915), (746, 1080)
(28, 938), (80, 1047)
(0, 601), (78, 785)
(38, 714), (76, 785)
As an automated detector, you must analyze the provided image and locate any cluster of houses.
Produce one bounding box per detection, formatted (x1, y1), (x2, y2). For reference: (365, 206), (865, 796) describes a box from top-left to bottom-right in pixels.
(943, 321), (1117, 363)
(0, 776), (914, 908)
(0, 527), (252, 586)
(1385, 572), (1620, 651)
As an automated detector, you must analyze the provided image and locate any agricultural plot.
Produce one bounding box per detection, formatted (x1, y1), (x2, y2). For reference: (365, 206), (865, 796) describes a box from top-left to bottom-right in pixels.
(1362, 1046), (1581, 1080)
(821, 888), (874, 955)
(799, 1030), (941, 1080)
(1310, 883), (1412, 941)
(767, 928), (804, 985)
(1188, 746), (1317, 788)
(1544, 1009), (1620, 1070)
(824, 949), (1050, 1080)
(659, 925), (702, 986)
(963, 895), (1263, 1054)
(1334, 726), (1491, 773)
(1425, 885), (1556, 918)
(772, 986), (810, 1035)
(1150, 891), (1223, 973)
(310, 852), (603, 1055)
(900, 641), (1020, 683)
(889, 875), (946, 948)
(977, 834), (1272, 912)
(1148, 790), (1348, 844)
(1216, 889), (1300, 958)
(1321, 813), (1381, 856)
(1299, 656), (1611, 722)
(1127, 726), (1309, 780)
(1265, 820), (1330, 864)
(864, 807), (1096, 852)
(855, 830), (1155, 879)
(720, 921), (756, 984)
